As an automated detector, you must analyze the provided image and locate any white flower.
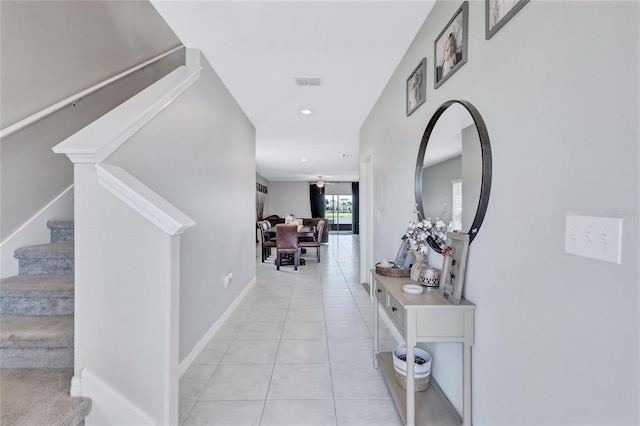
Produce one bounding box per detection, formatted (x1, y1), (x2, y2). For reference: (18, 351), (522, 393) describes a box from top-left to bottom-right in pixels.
(401, 217), (448, 253)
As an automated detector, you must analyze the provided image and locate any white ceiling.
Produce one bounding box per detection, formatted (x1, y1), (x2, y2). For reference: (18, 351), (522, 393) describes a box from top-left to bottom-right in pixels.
(150, 1), (435, 182)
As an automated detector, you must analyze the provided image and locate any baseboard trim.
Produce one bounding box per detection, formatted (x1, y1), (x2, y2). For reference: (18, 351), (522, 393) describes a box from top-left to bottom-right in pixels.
(80, 369), (155, 425)
(179, 276), (257, 377)
(70, 375), (82, 397)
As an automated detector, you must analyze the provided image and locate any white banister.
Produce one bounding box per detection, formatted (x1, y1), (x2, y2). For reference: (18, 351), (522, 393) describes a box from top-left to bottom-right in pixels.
(52, 51), (201, 163)
(0, 45), (185, 140)
(52, 48), (203, 426)
(96, 164), (195, 236)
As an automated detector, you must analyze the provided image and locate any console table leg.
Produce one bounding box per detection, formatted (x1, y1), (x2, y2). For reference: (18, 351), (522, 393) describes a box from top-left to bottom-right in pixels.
(406, 312), (417, 426)
(463, 344), (472, 426)
(372, 271), (379, 369)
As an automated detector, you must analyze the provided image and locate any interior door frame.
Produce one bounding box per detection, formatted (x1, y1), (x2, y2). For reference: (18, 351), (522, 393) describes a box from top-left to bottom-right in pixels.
(360, 150), (373, 295)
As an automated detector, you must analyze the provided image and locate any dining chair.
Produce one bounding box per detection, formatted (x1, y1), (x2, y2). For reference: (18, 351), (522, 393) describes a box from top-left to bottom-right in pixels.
(299, 220), (324, 262)
(258, 220), (276, 262)
(275, 224), (300, 270)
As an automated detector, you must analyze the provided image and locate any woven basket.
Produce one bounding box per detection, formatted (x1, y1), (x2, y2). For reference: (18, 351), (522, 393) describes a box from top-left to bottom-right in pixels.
(375, 263), (410, 277)
(393, 345), (431, 392)
(394, 370), (431, 392)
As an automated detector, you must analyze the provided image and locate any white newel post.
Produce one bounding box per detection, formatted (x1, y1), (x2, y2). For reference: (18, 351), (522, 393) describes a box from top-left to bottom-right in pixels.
(53, 51), (201, 425)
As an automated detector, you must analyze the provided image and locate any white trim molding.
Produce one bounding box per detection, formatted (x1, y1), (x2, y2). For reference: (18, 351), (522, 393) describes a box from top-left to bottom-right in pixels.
(96, 163), (195, 236)
(179, 277), (257, 377)
(80, 369), (156, 426)
(52, 49), (202, 164)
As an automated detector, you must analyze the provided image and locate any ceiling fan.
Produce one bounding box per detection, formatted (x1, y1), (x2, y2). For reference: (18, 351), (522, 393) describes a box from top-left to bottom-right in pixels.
(312, 175), (336, 188)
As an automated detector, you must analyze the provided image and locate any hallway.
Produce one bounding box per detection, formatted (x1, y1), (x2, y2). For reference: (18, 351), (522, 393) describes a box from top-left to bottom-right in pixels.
(179, 234), (402, 425)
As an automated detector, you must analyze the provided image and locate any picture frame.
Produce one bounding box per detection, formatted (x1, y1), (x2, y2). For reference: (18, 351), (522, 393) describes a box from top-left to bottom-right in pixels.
(393, 241), (413, 269)
(485, 0), (530, 40)
(256, 183), (268, 194)
(406, 57), (426, 116)
(438, 232), (470, 305)
(434, 1), (468, 89)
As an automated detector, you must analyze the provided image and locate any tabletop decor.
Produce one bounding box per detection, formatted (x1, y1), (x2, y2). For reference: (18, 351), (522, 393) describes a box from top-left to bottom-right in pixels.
(421, 265), (440, 288)
(375, 261), (411, 278)
(402, 218), (447, 282)
(439, 232), (470, 305)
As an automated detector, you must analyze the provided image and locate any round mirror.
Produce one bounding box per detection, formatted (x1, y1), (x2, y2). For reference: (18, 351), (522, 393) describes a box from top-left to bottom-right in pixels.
(414, 100), (492, 253)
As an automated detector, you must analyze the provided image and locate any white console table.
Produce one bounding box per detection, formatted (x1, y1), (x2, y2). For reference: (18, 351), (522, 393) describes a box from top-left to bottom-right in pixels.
(372, 272), (475, 426)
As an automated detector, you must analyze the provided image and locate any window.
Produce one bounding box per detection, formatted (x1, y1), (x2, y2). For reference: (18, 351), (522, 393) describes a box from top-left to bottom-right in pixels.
(324, 194), (353, 232)
(451, 179), (462, 231)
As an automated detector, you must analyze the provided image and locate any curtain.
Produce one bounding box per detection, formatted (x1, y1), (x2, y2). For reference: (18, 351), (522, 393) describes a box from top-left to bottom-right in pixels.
(309, 184), (325, 218)
(351, 182), (359, 234)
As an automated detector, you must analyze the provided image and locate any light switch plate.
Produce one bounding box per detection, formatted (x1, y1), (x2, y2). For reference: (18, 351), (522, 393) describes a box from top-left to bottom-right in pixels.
(565, 215), (623, 264)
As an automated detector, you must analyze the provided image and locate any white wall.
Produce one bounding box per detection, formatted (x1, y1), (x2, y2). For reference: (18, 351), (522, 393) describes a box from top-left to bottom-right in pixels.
(266, 181), (312, 218)
(107, 52), (256, 362)
(0, 0), (180, 128)
(361, 1), (639, 424)
(422, 155), (461, 221)
(325, 182), (353, 195)
(0, 0), (182, 241)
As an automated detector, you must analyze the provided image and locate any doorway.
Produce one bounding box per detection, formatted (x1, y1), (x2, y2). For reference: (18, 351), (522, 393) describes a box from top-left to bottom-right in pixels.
(324, 194), (353, 234)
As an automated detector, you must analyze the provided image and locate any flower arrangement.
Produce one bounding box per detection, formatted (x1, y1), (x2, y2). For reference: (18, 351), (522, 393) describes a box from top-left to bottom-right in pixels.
(402, 218), (448, 255)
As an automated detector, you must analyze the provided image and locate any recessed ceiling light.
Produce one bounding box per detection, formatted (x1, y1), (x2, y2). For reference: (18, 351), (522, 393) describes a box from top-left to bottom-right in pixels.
(301, 158), (307, 162)
(301, 109), (312, 115)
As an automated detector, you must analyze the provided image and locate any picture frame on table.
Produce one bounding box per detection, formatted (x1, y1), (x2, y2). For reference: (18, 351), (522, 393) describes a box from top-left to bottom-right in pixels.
(393, 241), (413, 269)
(485, 0), (530, 40)
(434, 1), (468, 89)
(406, 57), (426, 116)
(439, 232), (470, 305)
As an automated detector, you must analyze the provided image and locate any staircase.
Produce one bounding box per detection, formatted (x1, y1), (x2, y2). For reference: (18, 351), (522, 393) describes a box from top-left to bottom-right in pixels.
(0, 220), (91, 426)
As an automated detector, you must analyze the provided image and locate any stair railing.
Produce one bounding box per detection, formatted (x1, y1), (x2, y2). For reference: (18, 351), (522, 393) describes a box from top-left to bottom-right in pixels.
(53, 49), (201, 426)
(0, 45), (184, 140)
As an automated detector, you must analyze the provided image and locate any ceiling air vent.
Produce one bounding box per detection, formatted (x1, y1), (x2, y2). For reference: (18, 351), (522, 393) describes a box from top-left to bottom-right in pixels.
(295, 77), (322, 86)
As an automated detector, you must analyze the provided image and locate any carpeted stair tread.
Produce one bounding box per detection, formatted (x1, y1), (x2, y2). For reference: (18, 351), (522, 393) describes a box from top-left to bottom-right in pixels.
(14, 243), (74, 259)
(0, 368), (91, 426)
(1, 275), (74, 298)
(47, 220), (74, 230)
(0, 315), (73, 348)
(48, 220), (74, 244)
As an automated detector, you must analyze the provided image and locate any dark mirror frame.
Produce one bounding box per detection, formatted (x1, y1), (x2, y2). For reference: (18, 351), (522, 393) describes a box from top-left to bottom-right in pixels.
(414, 99), (492, 253)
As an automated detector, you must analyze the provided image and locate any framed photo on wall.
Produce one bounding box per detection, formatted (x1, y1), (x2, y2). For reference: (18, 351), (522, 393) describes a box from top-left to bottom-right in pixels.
(406, 57), (426, 116)
(434, 1), (468, 89)
(486, 0), (530, 40)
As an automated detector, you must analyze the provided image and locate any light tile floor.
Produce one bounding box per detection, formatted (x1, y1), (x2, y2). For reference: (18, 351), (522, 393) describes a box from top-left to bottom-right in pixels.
(179, 234), (403, 426)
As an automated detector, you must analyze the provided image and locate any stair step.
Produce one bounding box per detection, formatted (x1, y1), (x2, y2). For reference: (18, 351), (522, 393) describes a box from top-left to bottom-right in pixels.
(48, 220), (74, 243)
(0, 275), (74, 315)
(14, 243), (74, 275)
(0, 315), (73, 368)
(0, 368), (91, 426)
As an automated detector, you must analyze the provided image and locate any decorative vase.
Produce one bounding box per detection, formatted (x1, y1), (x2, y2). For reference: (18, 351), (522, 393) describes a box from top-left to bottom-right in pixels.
(410, 252), (424, 282)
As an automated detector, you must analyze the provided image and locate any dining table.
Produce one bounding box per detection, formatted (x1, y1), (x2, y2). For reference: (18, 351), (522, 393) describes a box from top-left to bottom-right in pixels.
(263, 225), (315, 266)
(263, 225), (315, 241)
